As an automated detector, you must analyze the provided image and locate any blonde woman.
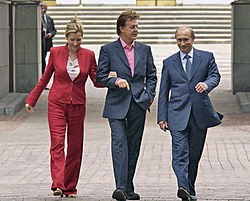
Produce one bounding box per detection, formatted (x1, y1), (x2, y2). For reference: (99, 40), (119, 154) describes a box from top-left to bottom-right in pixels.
(25, 17), (103, 197)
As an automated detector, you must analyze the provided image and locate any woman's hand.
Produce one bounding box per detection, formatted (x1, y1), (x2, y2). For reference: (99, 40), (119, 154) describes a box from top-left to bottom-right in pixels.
(25, 104), (34, 113)
(159, 121), (168, 132)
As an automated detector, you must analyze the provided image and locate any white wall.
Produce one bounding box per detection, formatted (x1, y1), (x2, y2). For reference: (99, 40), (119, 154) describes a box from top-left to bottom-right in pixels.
(57, 0), (79, 5)
(83, 0), (136, 3)
(177, 0), (233, 4)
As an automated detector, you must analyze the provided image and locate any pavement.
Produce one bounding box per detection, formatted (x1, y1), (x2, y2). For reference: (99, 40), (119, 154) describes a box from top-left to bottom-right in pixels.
(0, 44), (250, 201)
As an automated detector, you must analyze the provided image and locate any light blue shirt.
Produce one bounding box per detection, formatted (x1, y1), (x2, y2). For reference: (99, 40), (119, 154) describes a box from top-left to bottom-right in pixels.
(180, 48), (194, 72)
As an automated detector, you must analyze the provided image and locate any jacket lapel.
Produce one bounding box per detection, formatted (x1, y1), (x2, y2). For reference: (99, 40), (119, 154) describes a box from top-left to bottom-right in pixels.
(115, 39), (130, 69)
(62, 44), (74, 82)
(189, 48), (201, 81)
(73, 47), (84, 82)
(134, 41), (141, 68)
(173, 52), (189, 80)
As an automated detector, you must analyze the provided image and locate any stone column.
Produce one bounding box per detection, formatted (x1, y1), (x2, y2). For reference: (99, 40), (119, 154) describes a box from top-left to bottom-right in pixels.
(14, 0), (41, 93)
(0, 1), (10, 99)
(232, 0), (250, 93)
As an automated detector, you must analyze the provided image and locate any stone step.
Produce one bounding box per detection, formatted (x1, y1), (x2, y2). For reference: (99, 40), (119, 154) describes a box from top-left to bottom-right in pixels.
(55, 29), (231, 34)
(54, 20), (231, 25)
(0, 93), (28, 116)
(53, 15), (231, 23)
(54, 33), (231, 39)
(48, 5), (231, 11)
(56, 25), (231, 35)
(49, 10), (231, 15)
(236, 92), (250, 113)
(54, 20), (231, 26)
(51, 15), (231, 19)
(48, 5), (232, 45)
(53, 38), (231, 44)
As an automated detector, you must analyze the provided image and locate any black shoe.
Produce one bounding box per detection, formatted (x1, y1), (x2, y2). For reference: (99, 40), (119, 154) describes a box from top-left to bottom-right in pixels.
(190, 195), (197, 201)
(126, 191), (140, 200)
(112, 189), (126, 201)
(177, 187), (190, 201)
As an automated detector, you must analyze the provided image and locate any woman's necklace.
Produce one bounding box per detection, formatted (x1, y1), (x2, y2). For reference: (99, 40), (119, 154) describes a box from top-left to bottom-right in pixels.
(69, 52), (77, 62)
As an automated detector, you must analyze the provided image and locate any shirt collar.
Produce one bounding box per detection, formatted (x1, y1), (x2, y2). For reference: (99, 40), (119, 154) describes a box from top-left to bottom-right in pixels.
(180, 48), (194, 60)
(120, 37), (135, 49)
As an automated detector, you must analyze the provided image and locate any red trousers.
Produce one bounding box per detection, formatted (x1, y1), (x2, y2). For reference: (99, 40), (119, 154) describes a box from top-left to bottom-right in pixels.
(48, 100), (85, 195)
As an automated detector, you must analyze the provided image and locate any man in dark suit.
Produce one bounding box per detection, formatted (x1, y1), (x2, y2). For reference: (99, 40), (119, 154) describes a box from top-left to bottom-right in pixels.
(96, 10), (157, 201)
(157, 26), (222, 201)
(41, 3), (57, 74)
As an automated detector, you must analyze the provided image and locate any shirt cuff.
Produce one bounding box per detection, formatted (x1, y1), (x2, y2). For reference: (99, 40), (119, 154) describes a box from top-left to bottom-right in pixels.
(115, 78), (120, 86)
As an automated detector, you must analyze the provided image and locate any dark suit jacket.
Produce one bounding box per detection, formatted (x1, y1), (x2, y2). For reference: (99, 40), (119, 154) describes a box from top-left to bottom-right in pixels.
(43, 14), (57, 52)
(96, 39), (157, 119)
(26, 45), (102, 107)
(157, 48), (221, 131)
(41, 23), (46, 57)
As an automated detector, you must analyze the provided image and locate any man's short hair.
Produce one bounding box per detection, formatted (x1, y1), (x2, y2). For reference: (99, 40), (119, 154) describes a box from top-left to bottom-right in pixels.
(116, 9), (139, 36)
(175, 26), (195, 39)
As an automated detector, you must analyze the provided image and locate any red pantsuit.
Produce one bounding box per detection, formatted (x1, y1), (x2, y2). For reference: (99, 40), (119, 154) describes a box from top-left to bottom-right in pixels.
(26, 45), (103, 195)
(48, 100), (85, 195)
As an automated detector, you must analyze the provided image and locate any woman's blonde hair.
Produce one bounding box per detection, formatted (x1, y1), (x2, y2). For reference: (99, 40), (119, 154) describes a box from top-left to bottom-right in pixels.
(65, 16), (83, 37)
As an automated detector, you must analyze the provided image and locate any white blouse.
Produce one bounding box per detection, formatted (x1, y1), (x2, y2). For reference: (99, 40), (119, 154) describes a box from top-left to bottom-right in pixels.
(67, 57), (80, 81)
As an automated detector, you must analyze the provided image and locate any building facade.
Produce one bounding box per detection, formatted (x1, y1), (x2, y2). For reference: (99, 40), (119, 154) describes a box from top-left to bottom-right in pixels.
(54, 0), (233, 5)
(0, 0), (41, 115)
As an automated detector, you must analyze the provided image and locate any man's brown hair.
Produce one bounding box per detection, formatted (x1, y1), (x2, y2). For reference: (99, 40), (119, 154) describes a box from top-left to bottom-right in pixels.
(116, 9), (139, 36)
(175, 26), (195, 39)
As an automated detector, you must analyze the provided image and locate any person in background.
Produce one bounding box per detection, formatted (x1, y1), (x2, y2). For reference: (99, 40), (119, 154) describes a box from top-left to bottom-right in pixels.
(96, 9), (157, 201)
(158, 26), (223, 201)
(25, 17), (103, 198)
(41, 2), (57, 74)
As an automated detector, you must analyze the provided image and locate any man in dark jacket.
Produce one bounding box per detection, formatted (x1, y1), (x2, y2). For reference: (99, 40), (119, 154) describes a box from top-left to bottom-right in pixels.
(96, 10), (157, 201)
(158, 26), (222, 201)
(41, 3), (57, 74)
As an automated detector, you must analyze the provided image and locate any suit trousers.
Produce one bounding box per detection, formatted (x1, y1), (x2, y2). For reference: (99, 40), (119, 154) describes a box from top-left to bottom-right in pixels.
(42, 47), (47, 74)
(108, 98), (146, 192)
(170, 111), (207, 196)
(42, 47), (49, 74)
(48, 100), (85, 195)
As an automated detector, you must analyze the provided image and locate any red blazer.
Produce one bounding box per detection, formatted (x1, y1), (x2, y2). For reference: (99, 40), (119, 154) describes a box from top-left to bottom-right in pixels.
(26, 45), (103, 107)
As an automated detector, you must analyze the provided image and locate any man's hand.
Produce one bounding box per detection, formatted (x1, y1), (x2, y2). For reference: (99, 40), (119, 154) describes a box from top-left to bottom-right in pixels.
(159, 121), (168, 132)
(25, 104), (34, 113)
(116, 78), (130, 90)
(195, 82), (208, 93)
(45, 33), (52, 38)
